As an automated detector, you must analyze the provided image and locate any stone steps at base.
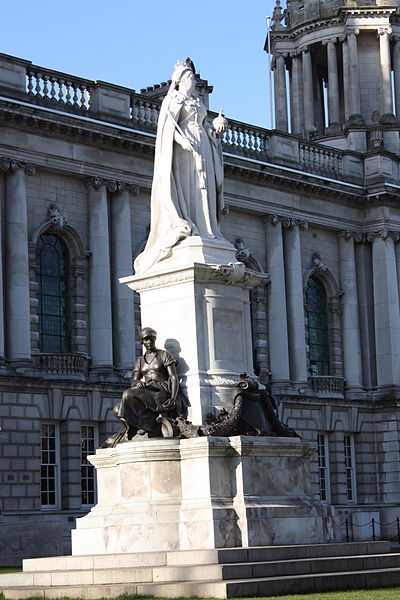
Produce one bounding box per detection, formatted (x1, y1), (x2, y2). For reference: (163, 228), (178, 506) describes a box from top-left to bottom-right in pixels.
(3, 568), (400, 600)
(3, 552), (400, 587)
(21, 540), (390, 572)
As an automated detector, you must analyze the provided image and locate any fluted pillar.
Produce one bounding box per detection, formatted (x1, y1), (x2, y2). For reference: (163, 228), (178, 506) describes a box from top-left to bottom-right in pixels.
(393, 39), (400, 118)
(338, 232), (362, 390)
(111, 184), (137, 371)
(87, 178), (113, 370)
(302, 48), (315, 132)
(274, 54), (288, 132)
(283, 220), (308, 383)
(291, 53), (304, 134)
(347, 29), (361, 117)
(326, 40), (340, 125)
(371, 231), (400, 388)
(342, 39), (350, 121)
(265, 216), (290, 384)
(3, 160), (35, 363)
(378, 27), (393, 116)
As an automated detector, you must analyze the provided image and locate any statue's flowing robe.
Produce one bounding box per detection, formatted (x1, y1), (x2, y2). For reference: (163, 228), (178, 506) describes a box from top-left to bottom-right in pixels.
(134, 89), (225, 274)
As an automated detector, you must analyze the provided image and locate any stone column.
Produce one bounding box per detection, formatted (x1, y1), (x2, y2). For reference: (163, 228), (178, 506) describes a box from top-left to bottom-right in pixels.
(347, 29), (361, 117)
(265, 216), (290, 385)
(283, 220), (308, 384)
(110, 183), (137, 371)
(393, 38), (400, 118)
(3, 160), (35, 364)
(342, 38), (350, 121)
(87, 178), (113, 371)
(326, 40), (340, 125)
(291, 53), (304, 134)
(338, 232), (363, 390)
(371, 231), (400, 388)
(0, 169), (5, 365)
(274, 54), (288, 132)
(302, 48), (315, 133)
(378, 27), (393, 116)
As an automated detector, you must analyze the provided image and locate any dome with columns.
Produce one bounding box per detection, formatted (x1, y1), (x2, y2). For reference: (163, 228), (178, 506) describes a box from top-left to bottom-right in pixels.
(269, 0), (400, 141)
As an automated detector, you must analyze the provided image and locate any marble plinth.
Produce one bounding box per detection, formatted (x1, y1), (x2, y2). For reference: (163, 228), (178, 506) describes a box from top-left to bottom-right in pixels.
(121, 238), (268, 424)
(71, 436), (335, 555)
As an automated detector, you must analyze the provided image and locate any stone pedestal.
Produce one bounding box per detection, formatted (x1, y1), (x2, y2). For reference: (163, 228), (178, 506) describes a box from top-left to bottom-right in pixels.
(122, 238), (268, 424)
(71, 436), (335, 555)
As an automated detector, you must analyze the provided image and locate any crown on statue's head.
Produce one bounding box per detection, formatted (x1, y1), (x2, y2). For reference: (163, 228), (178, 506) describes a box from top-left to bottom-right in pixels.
(172, 59), (191, 81)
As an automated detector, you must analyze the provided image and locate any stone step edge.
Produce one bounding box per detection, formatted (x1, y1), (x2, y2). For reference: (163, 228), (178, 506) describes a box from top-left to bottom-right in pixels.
(19, 552), (400, 576)
(3, 566), (400, 600)
(22, 540), (391, 572)
(3, 559), (400, 590)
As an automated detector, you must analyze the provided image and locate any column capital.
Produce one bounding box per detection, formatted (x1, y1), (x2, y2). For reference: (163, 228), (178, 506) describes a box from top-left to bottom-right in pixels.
(0, 157), (36, 175)
(378, 26), (392, 37)
(337, 229), (362, 242)
(267, 214), (308, 230)
(86, 176), (139, 195)
(366, 228), (400, 242)
(322, 38), (337, 47)
(346, 27), (360, 37)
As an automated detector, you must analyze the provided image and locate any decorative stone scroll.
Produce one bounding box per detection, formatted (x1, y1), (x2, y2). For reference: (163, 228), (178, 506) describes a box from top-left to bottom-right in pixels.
(339, 228), (400, 243)
(267, 213), (308, 231)
(85, 176), (139, 195)
(0, 157), (36, 176)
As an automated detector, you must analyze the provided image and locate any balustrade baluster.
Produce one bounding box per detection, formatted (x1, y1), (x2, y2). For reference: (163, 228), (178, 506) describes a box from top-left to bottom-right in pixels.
(150, 103), (158, 128)
(131, 98), (139, 122)
(43, 75), (50, 100)
(27, 71), (34, 96)
(50, 77), (57, 102)
(35, 72), (42, 97)
(144, 102), (151, 126)
(58, 79), (65, 103)
(65, 80), (72, 105)
(72, 83), (79, 107)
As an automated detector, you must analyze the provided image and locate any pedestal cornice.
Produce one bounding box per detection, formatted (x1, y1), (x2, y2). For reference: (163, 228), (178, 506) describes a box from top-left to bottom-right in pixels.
(122, 261), (269, 293)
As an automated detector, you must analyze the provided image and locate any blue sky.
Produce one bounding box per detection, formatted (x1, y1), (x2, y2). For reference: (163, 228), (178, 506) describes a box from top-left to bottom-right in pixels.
(1, 0), (278, 128)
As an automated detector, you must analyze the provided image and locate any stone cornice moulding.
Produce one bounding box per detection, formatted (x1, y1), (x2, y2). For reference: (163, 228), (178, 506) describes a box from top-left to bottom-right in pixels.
(86, 176), (139, 195)
(122, 262), (269, 293)
(0, 156), (36, 175)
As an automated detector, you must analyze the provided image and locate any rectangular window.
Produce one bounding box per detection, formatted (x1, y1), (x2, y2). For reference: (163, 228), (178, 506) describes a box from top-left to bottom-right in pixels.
(81, 424), (97, 507)
(344, 434), (357, 503)
(317, 433), (331, 503)
(41, 423), (60, 508)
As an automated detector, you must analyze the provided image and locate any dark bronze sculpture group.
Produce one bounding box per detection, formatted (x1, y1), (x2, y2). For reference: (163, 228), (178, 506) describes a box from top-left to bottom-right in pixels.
(102, 328), (297, 448)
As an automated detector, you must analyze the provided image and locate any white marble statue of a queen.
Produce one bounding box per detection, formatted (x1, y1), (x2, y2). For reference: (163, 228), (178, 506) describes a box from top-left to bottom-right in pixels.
(134, 59), (228, 274)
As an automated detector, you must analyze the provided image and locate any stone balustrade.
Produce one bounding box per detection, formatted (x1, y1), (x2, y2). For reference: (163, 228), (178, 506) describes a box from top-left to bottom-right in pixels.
(0, 53), (368, 186)
(221, 117), (270, 158)
(27, 65), (92, 111)
(300, 142), (343, 178)
(130, 94), (160, 129)
(33, 352), (89, 378)
(310, 375), (345, 396)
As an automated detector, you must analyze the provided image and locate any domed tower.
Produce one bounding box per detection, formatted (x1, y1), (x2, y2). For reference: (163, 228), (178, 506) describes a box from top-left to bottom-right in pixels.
(267, 0), (400, 152)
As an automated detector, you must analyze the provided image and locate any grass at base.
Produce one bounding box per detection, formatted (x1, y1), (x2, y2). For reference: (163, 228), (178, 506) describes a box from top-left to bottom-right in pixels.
(1, 591), (400, 600)
(0, 567), (21, 573)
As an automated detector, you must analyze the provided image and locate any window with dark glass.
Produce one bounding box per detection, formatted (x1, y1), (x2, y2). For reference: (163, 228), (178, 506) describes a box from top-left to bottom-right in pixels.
(306, 276), (330, 376)
(81, 425), (97, 506)
(36, 234), (71, 353)
(41, 422), (59, 508)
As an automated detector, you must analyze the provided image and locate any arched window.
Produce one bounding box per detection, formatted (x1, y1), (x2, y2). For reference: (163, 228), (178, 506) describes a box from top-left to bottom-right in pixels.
(36, 234), (71, 353)
(306, 276), (330, 376)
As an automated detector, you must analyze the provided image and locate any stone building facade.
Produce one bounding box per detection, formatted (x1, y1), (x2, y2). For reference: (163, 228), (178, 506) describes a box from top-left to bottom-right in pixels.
(1, 0), (400, 564)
